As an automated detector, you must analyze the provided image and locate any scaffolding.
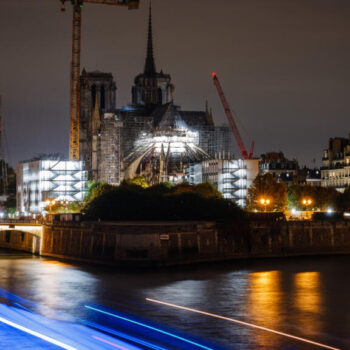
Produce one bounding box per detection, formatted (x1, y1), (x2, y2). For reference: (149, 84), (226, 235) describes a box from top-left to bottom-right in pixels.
(200, 158), (259, 207)
(98, 114), (123, 185)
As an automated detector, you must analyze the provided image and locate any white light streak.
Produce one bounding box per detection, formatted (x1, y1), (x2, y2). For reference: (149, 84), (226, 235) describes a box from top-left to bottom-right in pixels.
(0, 316), (78, 350)
(146, 298), (340, 350)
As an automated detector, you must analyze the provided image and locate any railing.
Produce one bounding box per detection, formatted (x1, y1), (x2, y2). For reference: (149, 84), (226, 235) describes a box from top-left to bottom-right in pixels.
(0, 219), (40, 224)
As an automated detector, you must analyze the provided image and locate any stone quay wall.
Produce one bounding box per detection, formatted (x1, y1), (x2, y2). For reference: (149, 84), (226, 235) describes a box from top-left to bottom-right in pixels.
(36, 220), (350, 266)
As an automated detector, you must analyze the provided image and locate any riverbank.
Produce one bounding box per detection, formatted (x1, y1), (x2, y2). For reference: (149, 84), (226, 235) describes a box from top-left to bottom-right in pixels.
(41, 220), (350, 266)
(1, 220), (349, 267)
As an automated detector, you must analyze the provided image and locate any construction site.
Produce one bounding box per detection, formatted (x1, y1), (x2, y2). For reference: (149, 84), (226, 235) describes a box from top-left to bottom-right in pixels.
(16, 0), (259, 213)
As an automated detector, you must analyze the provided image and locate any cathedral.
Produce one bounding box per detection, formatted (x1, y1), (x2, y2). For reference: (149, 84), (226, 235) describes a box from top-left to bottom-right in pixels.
(79, 4), (234, 185)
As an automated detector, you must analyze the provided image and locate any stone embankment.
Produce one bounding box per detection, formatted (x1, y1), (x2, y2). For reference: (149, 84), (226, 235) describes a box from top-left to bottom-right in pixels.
(41, 220), (350, 265)
(1, 220), (349, 266)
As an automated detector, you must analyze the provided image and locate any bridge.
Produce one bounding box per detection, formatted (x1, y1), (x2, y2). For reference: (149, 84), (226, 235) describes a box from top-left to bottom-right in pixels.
(0, 221), (43, 254)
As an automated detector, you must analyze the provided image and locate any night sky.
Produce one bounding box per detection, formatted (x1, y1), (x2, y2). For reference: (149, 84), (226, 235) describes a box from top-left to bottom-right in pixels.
(0, 0), (349, 167)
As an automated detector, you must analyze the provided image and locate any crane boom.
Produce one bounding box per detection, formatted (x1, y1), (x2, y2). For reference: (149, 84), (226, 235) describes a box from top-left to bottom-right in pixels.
(69, 3), (81, 161)
(212, 72), (254, 159)
(61, 0), (139, 161)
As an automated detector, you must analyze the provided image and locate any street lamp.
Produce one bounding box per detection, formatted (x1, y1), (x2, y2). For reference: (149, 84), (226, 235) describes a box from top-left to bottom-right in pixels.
(301, 198), (312, 210)
(260, 198), (271, 212)
(45, 199), (56, 213)
(302, 198), (312, 206)
(301, 198), (313, 219)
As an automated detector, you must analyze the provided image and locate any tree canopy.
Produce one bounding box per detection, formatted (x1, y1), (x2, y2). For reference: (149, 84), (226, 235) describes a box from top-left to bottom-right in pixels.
(82, 181), (241, 221)
(246, 173), (287, 212)
(287, 184), (339, 211)
(336, 186), (350, 212)
(172, 182), (222, 199)
(124, 175), (149, 188)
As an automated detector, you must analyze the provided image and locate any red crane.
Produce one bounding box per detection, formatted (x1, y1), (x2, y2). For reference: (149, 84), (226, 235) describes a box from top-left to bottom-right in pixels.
(212, 72), (254, 159)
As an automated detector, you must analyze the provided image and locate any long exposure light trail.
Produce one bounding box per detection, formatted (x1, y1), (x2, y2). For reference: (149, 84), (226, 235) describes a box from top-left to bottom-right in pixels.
(83, 320), (167, 350)
(93, 336), (132, 350)
(85, 305), (214, 350)
(146, 298), (340, 350)
(0, 316), (78, 350)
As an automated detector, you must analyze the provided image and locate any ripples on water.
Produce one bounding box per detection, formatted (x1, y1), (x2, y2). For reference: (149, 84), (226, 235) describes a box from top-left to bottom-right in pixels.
(0, 248), (349, 349)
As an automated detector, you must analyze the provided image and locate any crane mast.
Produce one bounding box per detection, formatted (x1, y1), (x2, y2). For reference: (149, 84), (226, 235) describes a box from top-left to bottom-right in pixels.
(212, 72), (254, 159)
(60, 0), (139, 161)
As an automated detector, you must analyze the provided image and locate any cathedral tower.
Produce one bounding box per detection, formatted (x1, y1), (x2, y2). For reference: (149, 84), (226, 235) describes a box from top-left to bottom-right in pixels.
(79, 70), (117, 163)
(132, 3), (173, 106)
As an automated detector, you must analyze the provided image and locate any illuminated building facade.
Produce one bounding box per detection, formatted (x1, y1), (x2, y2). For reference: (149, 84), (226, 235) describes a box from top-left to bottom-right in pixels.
(16, 159), (87, 214)
(259, 152), (298, 185)
(321, 135), (350, 192)
(186, 158), (259, 207)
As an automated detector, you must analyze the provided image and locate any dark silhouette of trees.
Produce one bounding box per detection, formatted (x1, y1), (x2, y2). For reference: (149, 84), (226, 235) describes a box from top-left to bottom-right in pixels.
(82, 181), (241, 221)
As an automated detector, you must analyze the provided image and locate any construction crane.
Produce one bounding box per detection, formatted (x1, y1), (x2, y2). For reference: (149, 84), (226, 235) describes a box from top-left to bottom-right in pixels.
(60, 0), (139, 161)
(212, 72), (254, 159)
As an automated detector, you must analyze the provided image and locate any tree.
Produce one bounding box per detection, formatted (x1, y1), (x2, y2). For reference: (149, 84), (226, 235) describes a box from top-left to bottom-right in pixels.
(172, 182), (222, 199)
(246, 173), (287, 212)
(124, 175), (149, 188)
(313, 186), (339, 211)
(172, 182), (193, 195)
(84, 181), (115, 204)
(146, 182), (173, 195)
(287, 184), (339, 211)
(336, 186), (350, 212)
(193, 183), (222, 199)
(83, 184), (243, 221)
(287, 184), (315, 210)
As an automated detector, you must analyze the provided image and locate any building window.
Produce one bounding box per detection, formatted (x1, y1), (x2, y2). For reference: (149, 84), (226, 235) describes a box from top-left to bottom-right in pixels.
(91, 84), (97, 108)
(100, 85), (105, 110)
(157, 88), (162, 104)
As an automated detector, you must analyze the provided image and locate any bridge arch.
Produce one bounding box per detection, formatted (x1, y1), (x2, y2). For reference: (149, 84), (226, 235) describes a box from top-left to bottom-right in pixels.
(0, 223), (43, 255)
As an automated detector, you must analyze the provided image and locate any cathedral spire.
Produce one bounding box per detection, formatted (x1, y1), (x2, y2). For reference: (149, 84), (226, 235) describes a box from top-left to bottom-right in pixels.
(144, 1), (156, 75)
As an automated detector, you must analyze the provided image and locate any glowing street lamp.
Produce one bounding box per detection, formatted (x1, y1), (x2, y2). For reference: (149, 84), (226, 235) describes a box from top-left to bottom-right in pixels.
(45, 199), (56, 213)
(260, 198), (271, 212)
(301, 198), (312, 208)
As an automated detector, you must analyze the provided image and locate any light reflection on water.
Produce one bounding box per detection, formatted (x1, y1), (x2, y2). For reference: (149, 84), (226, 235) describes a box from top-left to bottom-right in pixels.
(247, 270), (284, 348)
(294, 272), (321, 314)
(0, 249), (349, 349)
(293, 271), (323, 339)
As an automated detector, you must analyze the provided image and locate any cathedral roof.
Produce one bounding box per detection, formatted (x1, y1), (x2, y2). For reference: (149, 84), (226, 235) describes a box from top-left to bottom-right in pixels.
(156, 103), (188, 129)
(178, 111), (208, 127)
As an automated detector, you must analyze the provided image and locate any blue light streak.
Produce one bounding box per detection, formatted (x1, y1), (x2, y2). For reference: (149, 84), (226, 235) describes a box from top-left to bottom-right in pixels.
(84, 305), (214, 350)
(0, 303), (142, 350)
(83, 320), (167, 350)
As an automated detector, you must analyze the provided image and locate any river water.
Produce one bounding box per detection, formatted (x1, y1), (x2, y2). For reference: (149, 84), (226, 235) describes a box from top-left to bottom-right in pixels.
(0, 249), (349, 349)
